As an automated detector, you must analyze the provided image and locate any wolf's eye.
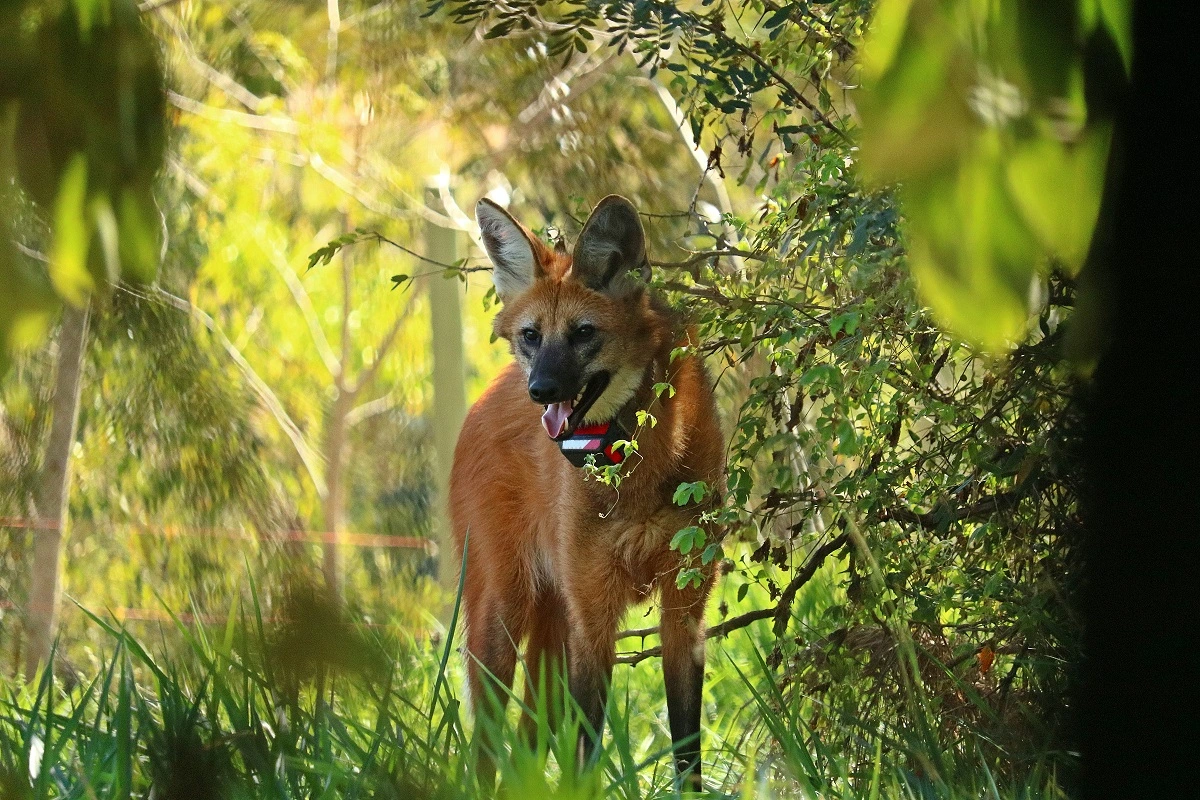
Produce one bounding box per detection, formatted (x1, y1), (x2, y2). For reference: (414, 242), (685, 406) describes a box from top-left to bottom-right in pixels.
(573, 323), (596, 342)
(521, 328), (541, 346)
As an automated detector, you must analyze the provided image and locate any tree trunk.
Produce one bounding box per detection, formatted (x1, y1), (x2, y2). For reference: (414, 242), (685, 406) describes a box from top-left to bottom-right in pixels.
(322, 388), (350, 601)
(23, 302), (89, 678)
(425, 186), (467, 603)
(323, 167), (357, 602)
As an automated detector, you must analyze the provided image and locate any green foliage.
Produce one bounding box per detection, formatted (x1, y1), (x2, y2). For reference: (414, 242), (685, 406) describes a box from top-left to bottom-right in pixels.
(859, 0), (1129, 349)
(672, 480), (708, 507)
(1, 0), (166, 368)
(305, 229), (375, 272)
(669, 524), (705, 555)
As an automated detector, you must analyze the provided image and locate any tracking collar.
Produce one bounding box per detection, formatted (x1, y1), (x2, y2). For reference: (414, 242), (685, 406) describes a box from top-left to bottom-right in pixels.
(557, 420), (630, 467)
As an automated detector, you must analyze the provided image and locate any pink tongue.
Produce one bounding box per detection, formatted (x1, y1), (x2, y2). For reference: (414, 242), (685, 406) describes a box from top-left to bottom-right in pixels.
(541, 401), (573, 438)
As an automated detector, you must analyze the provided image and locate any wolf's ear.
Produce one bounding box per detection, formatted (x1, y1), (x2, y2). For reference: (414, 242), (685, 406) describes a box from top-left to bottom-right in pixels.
(572, 195), (649, 294)
(476, 199), (540, 301)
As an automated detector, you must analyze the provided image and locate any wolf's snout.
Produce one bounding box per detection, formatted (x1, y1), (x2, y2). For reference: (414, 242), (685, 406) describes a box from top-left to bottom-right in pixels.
(528, 378), (563, 404)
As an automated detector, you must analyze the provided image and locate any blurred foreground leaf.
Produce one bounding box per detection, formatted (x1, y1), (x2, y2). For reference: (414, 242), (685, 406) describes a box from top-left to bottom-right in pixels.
(860, 0), (1128, 350)
(0, 0), (166, 369)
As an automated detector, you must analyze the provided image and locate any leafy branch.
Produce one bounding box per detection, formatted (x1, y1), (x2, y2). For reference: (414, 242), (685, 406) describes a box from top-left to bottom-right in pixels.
(305, 228), (489, 289)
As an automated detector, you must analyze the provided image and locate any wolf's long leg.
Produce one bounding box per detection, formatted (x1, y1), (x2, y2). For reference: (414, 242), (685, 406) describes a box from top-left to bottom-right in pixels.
(567, 635), (615, 770)
(562, 566), (627, 771)
(659, 572), (713, 790)
(465, 603), (521, 790)
(520, 590), (571, 745)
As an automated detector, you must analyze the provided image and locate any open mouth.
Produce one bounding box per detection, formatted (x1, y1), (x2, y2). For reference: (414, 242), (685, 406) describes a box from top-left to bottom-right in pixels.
(541, 372), (611, 440)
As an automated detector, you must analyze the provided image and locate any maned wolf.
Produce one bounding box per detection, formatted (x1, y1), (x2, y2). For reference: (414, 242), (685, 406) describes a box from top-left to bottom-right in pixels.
(450, 195), (723, 788)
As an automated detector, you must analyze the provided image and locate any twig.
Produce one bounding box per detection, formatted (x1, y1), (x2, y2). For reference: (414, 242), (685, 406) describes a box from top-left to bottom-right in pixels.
(350, 303), (412, 396)
(12, 242), (49, 263)
(167, 91), (299, 135)
(346, 392), (406, 427)
(264, 244), (340, 379)
(770, 533), (849, 636)
(700, 20), (849, 140)
(157, 8), (265, 113)
(875, 491), (1023, 532)
(307, 155), (430, 222)
(698, 326), (784, 355)
(369, 232), (483, 272)
(138, 0), (185, 11)
(652, 249), (768, 280)
(660, 281), (732, 307)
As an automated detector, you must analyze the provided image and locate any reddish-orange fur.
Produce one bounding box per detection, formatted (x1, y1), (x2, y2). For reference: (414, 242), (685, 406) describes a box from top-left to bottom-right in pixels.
(450, 199), (723, 787)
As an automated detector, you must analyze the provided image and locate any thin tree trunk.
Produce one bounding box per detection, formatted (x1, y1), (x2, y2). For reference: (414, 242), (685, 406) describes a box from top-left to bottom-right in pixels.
(321, 388), (350, 600)
(23, 302), (89, 678)
(320, 119), (363, 602)
(425, 186), (467, 603)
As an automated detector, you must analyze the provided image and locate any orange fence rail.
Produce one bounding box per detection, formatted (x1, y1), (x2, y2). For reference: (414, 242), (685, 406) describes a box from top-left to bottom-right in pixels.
(1, 518), (435, 628)
(0, 517), (433, 551)
(0, 598), (426, 631)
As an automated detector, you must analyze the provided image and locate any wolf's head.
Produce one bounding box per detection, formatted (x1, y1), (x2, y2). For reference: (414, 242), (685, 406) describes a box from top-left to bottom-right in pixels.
(476, 195), (664, 440)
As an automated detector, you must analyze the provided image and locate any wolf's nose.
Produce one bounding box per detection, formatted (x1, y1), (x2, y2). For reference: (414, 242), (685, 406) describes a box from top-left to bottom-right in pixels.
(529, 378), (561, 404)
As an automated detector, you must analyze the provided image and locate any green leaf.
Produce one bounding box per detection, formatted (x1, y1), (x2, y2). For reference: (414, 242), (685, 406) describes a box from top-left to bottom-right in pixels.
(115, 652), (132, 800)
(800, 363), (837, 388)
(117, 189), (161, 282)
(902, 134), (1041, 350)
(50, 153), (95, 306)
(90, 194), (119, 283)
(739, 320), (754, 350)
(829, 311), (860, 338)
(71, 0), (109, 38)
(670, 526), (706, 556)
(836, 418), (859, 455)
(675, 567), (704, 590)
(673, 480), (708, 506)
(613, 438), (638, 457)
(860, 0), (917, 81)
(859, 0), (1114, 351)
(1006, 124), (1111, 273)
(859, 9), (970, 184)
(1097, 0), (1133, 73)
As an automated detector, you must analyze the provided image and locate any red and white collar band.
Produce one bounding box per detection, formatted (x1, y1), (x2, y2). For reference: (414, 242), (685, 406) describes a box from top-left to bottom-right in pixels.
(557, 421), (629, 467)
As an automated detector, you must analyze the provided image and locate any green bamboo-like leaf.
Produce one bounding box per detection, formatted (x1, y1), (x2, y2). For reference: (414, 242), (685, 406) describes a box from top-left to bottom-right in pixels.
(117, 188), (161, 282)
(1006, 124), (1111, 273)
(49, 154), (94, 306)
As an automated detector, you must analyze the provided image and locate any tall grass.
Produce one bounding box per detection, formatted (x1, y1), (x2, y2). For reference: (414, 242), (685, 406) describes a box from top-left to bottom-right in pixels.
(0, 574), (1070, 800)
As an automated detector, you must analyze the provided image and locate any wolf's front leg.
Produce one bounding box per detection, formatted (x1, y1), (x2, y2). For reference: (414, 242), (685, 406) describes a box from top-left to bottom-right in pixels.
(567, 635), (615, 769)
(464, 593), (524, 791)
(562, 558), (628, 771)
(659, 571), (714, 790)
